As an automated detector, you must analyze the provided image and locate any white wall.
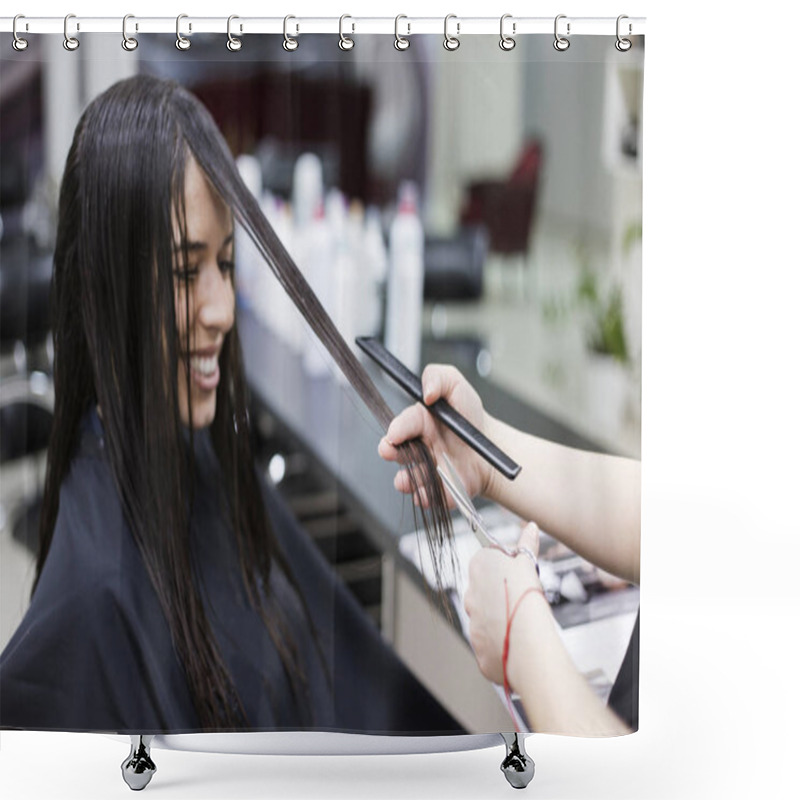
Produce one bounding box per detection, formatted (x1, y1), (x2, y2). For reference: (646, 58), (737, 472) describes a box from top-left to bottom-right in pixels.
(425, 36), (524, 234)
(521, 36), (643, 237)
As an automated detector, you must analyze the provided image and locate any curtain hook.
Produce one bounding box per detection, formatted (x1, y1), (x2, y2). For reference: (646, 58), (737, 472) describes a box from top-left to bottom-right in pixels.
(553, 14), (570, 52)
(443, 13), (460, 51)
(122, 14), (138, 51)
(339, 14), (355, 51)
(615, 14), (632, 52)
(394, 15), (410, 51)
(283, 15), (299, 51)
(12, 15), (29, 52)
(227, 15), (242, 51)
(176, 14), (191, 50)
(63, 13), (80, 51)
(499, 14), (516, 51)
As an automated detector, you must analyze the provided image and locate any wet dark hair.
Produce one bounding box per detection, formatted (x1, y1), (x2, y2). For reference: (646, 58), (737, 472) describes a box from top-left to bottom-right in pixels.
(37, 74), (454, 730)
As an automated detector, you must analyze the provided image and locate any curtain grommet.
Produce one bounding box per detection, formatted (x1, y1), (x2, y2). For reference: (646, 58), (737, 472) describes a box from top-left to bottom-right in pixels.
(339, 14), (354, 51)
(176, 14), (191, 51)
(121, 15), (138, 51)
(553, 14), (570, 52)
(227, 15), (242, 52)
(283, 15), (299, 51)
(615, 15), (632, 52)
(394, 14), (410, 51)
(443, 14), (460, 52)
(499, 14), (516, 51)
(63, 13), (80, 51)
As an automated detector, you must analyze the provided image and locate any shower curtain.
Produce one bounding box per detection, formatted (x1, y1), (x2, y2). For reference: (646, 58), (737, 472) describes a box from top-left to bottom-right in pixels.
(0, 18), (643, 771)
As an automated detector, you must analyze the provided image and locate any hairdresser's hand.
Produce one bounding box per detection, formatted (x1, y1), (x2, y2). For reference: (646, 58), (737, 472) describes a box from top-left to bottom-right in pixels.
(464, 523), (544, 686)
(378, 364), (490, 507)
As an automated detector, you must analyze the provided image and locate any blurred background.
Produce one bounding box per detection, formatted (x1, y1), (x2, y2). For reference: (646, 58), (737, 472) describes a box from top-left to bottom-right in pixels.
(0, 33), (642, 732)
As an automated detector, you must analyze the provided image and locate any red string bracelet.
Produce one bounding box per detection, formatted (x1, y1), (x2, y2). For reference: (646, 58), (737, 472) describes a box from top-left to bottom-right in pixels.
(502, 578), (546, 730)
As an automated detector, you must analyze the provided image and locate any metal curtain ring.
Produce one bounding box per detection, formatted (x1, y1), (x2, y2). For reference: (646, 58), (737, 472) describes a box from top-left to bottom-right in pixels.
(227, 15), (242, 51)
(499, 13), (515, 51)
(283, 15), (299, 51)
(122, 14), (138, 51)
(615, 14), (632, 52)
(176, 14), (191, 50)
(443, 13), (460, 51)
(394, 14), (410, 51)
(12, 15), (29, 51)
(339, 14), (354, 50)
(63, 13), (79, 51)
(553, 14), (570, 51)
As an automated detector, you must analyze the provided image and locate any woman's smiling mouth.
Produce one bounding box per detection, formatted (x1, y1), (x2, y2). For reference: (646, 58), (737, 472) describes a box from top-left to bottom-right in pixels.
(187, 348), (221, 391)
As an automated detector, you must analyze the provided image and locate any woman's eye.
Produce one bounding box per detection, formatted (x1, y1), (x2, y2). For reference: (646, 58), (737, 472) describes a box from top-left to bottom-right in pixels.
(219, 260), (235, 275)
(174, 266), (199, 282)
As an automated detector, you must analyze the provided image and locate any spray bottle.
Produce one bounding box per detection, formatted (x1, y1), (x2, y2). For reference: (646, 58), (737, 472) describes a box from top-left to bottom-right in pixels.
(385, 182), (425, 373)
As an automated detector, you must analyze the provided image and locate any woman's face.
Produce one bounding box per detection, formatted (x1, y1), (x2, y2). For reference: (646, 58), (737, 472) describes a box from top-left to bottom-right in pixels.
(173, 156), (236, 429)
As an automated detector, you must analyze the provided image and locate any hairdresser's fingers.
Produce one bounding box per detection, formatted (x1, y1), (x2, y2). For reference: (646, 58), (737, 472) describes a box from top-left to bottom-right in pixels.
(386, 403), (437, 449)
(394, 467), (456, 510)
(394, 468), (414, 495)
(517, 522), (540, 559)
(378, 436), (399, 462)
(421, 364), (466, 405)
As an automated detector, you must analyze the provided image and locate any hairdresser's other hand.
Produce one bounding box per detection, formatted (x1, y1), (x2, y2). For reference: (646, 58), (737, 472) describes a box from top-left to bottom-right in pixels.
(464, 522), (543, 686)
(378, 364), (489, 507)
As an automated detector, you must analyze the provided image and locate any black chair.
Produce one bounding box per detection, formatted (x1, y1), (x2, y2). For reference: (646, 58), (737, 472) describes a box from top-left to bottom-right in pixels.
(422, 226), (490, 373)
(423, 225), (488, 302)
(0, 235), (54, 554)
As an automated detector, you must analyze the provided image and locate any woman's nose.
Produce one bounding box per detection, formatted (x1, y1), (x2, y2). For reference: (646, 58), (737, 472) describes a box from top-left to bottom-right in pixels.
(198, 268), (235, 333)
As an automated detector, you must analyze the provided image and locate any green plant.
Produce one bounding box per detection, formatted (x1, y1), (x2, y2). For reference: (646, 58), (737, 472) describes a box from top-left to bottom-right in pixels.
(622, 220), (642, 256)
(578, 266), (629, 365)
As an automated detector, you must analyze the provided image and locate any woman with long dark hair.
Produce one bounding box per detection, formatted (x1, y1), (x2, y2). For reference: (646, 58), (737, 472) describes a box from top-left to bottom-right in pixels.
(0, 75), (458, 734)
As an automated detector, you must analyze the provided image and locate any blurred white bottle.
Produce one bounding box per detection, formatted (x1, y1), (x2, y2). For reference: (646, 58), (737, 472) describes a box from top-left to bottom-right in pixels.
(326, 190), (358, 384)
(292, 153), (324, 231)
(288, 153), (324, 354)
(303, 202), (335, 377)
(234, 154), (263, 308)
(262, 194), (295, 345)
(385, 182), (425, 373)
(361, 206), (388, 341)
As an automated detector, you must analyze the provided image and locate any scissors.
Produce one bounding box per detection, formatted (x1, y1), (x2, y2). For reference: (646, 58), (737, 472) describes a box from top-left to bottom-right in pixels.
(436, 452), (539, 576)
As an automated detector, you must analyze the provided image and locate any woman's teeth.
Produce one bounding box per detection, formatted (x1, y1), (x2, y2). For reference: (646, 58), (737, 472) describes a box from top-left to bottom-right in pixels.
(190, 354), (218, 376)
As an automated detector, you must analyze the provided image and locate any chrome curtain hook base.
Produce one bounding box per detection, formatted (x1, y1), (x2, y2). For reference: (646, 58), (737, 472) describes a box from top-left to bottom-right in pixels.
(500, 733), (535, 789)
(121, 736), (157, 791)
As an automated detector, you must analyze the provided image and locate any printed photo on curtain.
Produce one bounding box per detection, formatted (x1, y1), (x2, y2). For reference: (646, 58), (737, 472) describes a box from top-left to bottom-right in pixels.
(0, 20), (643, 785)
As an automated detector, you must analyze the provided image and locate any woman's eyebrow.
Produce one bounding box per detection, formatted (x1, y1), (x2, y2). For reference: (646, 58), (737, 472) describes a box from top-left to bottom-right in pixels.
(174, 232), (235, 253)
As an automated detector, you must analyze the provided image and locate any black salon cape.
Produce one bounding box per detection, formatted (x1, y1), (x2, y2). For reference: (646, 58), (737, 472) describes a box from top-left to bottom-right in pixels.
(0, 410), (462, 735)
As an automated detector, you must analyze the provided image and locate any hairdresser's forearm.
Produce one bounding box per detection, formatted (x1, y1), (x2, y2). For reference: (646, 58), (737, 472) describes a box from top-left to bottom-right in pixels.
(482, 417), (640, 585)
(508, 597), (631, 736)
